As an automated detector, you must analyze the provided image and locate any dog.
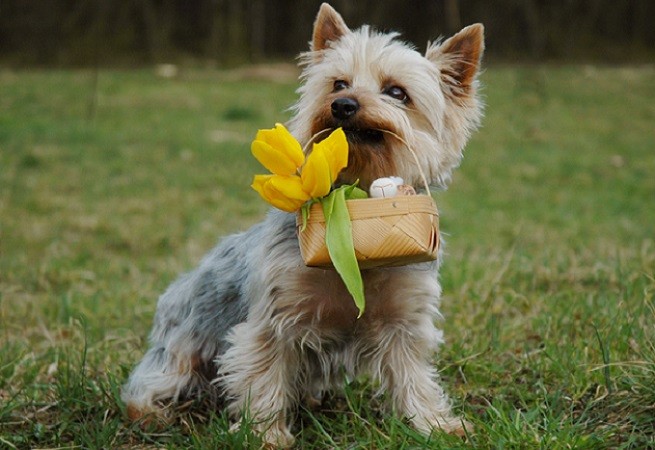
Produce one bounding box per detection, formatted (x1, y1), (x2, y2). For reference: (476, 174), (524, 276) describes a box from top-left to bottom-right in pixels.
(122, 3), (484, 447)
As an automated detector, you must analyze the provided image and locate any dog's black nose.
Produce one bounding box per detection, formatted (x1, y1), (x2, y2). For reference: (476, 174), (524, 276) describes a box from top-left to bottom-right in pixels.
(331, 97), (359, 120)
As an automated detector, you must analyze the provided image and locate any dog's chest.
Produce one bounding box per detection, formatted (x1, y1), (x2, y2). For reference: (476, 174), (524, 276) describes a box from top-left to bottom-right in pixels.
(281, 264), (429, 334)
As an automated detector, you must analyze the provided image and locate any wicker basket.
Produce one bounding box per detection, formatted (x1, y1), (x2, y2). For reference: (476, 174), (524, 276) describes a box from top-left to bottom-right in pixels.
(296, 194), (439, 269)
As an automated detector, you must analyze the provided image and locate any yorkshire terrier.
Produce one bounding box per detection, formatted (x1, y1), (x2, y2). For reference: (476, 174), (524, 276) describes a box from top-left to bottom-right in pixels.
(123, 3), (484, 447)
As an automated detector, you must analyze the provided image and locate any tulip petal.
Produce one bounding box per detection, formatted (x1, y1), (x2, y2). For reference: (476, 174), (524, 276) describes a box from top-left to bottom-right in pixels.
(252, 140), (299, 176)
(253, 123), (304, 174)
(251, 174), (308, 212)
(302, 147), (332, 198)
(265, 192), (306, 212)
(251, 174), (274, 200)
(263, 180), (307, 212)
(316, 127), (349, 182)
(269, 175), (311, 201)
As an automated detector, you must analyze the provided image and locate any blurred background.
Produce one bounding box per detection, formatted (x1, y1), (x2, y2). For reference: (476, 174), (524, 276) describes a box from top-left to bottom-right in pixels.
(1, 0), (654, 67)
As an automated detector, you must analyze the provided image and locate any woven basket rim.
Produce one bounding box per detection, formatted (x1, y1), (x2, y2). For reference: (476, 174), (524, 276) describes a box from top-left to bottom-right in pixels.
(296, 194), (438, 225)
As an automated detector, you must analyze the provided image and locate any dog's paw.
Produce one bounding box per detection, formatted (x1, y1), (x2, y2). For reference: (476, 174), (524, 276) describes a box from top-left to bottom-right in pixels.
(441, 417), (473, 438)
(414, 415), (473, 439)
(125, 401), (172, 430)
(230, 420), (295, 449)
(261, 424), (295, 449)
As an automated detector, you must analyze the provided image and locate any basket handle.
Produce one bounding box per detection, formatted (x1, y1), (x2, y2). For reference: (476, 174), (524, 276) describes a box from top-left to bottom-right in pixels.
(399, 136), (431, 194)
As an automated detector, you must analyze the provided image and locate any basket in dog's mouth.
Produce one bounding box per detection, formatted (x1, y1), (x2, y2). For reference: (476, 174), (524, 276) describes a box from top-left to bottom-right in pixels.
(296, 194), (439, 269)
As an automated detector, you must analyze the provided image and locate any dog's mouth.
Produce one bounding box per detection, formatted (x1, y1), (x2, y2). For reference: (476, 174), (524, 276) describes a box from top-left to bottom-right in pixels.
(310, 120), (400, 189)
(342, 128), (385, 145)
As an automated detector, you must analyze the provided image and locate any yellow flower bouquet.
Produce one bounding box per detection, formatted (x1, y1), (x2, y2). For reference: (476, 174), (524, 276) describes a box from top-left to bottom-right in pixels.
(251, 123), (350, 212)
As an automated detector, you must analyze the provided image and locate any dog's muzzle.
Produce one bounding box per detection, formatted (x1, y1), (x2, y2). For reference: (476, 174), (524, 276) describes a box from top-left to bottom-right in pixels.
(328, 97), (385, 145)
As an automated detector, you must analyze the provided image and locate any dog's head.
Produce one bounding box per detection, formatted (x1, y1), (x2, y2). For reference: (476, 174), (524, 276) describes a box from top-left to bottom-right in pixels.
(288, 3), (484, 190)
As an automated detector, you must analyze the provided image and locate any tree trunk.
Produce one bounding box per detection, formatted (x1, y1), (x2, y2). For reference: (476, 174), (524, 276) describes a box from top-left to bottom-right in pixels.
(444, 0), (461, 34)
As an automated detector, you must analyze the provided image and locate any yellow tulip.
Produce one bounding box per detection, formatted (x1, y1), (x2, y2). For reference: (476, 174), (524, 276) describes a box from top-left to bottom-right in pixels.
(302, 128), (349, 198)
(301, 146), (332, 198)
(251, 174), (309, 213)
(268, 174), (310, 202)
(317, 127), (349, 182)
(251, 124), (305, 176)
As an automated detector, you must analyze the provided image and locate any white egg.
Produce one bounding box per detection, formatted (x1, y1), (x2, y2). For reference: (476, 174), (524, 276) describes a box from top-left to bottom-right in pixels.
(369, 177), (398, 198)
(389, 176), (404, 186)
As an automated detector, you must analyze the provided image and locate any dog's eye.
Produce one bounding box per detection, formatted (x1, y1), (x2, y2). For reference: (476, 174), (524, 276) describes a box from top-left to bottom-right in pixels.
(333, 80), (349, 92)
(385, 86), (409, 103)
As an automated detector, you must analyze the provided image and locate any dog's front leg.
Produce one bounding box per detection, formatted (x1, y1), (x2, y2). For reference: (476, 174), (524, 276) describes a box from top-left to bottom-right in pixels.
(372, 316), (470, 437)
(218, 320), (298, 448)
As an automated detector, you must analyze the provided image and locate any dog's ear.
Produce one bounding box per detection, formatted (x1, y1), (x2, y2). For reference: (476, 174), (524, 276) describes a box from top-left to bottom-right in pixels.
(426, 24), (484, 95)
(312, 3), (350, 52)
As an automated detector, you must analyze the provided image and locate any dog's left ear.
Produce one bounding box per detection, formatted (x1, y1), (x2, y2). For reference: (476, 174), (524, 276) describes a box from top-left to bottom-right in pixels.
(426, 24), (485, 95)
(312, 3), (351, 52)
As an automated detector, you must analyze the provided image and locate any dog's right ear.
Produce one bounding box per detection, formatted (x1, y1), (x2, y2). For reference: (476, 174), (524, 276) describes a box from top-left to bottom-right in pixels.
(426, 24), (485, 98)
(312, 3), (350, 52)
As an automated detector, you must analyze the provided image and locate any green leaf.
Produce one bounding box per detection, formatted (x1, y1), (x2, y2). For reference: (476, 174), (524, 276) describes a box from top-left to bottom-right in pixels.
(321, 185), (366, 317)
(345, 185), (368, 200)
(299, 200), (317, 232)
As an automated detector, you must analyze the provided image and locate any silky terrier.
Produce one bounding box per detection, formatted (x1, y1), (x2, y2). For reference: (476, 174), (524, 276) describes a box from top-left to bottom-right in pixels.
(123, 3), (484, 447)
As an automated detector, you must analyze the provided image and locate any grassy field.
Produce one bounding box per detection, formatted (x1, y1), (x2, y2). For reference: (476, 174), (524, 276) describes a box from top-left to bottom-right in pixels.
(1, 64), (654, 449)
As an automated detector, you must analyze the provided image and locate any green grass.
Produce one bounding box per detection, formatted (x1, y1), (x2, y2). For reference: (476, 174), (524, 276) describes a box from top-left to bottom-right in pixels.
(1, 64), (654, 448)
